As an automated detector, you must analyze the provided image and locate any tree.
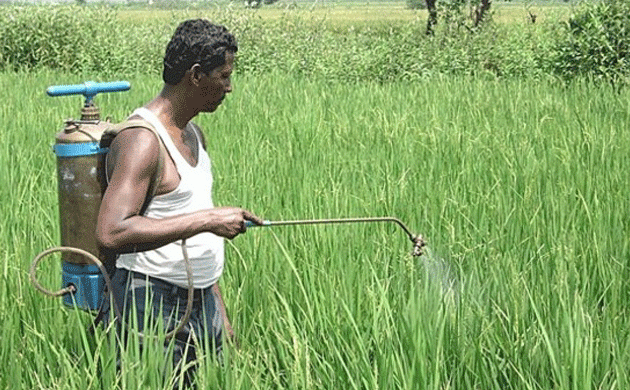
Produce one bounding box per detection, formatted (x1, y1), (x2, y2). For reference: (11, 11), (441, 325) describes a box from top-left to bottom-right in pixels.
(472, 0), (491, 28)
(426, 0), (438, 35)
(424, 0), (493, 35)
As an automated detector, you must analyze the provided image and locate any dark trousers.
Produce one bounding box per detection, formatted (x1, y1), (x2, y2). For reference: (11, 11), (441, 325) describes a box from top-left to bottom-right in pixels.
(102, 268), (224, 387)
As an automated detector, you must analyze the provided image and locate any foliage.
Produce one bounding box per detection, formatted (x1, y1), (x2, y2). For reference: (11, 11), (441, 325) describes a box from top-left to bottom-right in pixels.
(0, 3), (626, 84)
(230, 11), (557, 81)
(553, 0), (630, 84)
(406, 0), (427, 11)
(245, 0), (280, 9)
(0, 5), (167, 76)
(439, 0), (471, 26)
(431, 0), (493, 31)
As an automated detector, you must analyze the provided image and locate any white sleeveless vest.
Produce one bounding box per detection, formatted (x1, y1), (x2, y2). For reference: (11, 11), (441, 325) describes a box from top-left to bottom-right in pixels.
(116, 107), (225, 289)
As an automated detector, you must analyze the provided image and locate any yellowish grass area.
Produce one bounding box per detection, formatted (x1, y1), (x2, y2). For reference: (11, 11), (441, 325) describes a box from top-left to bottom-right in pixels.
(118, 1), (573, 27)
(493, 2), (573, 25)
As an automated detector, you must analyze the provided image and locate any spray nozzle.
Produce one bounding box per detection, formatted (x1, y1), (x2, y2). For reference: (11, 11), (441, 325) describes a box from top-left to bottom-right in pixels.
(412, 234), (426, 257)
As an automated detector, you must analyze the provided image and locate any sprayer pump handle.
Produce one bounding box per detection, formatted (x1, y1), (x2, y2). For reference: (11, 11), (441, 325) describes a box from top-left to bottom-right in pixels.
(46, 81), (130, 105)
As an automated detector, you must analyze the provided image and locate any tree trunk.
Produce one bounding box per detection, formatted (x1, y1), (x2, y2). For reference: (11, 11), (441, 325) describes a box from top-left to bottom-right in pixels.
(426, 0), (438, 35)
(472, 0), (491, 27)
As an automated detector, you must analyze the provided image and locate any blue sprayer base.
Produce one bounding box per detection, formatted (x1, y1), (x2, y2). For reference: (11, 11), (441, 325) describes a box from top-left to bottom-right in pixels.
(62, 262), (104, 311)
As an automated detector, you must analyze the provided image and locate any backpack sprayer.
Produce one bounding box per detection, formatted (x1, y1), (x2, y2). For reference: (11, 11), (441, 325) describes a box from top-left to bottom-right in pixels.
(28, 81), (194, 339)
(32, 81), (131, 311)
(29, 80), (427, 341)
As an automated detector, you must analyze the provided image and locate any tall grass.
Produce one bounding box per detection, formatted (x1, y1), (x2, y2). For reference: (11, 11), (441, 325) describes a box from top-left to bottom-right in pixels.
(1, 70), (628, 388)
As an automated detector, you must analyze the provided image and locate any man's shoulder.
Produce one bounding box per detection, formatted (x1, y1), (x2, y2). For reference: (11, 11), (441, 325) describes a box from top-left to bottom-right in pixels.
(119, 114), (157, 134)
(107, 124), (161, 161)
(109, 115), (160, 145)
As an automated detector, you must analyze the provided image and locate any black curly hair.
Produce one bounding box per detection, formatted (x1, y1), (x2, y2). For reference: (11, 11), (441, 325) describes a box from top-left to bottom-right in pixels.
(163, 19), (238, 85)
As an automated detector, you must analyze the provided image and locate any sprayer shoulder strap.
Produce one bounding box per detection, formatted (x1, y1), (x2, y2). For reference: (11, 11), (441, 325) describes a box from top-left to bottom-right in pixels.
(101, 119), (167, 201)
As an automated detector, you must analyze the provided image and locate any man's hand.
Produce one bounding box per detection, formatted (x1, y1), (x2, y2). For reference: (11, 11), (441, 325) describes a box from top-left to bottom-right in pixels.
(205, 207), (264, 239)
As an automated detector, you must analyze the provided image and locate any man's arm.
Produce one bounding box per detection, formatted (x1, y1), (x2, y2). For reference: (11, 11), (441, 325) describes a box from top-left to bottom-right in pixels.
(96, 128), (261, 252)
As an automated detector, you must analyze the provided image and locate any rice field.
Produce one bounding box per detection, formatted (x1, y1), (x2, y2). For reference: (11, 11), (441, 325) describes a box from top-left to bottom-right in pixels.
(1, 67), (629, 389)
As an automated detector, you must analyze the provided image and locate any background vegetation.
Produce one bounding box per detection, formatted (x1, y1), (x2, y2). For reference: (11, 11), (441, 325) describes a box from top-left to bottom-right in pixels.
(0, 0), (628, 83)
(0, 1), (629, 389)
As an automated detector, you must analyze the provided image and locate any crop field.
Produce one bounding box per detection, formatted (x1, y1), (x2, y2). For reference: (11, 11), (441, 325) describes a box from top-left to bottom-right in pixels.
(1, 1), (630, 389)
(2, 69), (629, 389)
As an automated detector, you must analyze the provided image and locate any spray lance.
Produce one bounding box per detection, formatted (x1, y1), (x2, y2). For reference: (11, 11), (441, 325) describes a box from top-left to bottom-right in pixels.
(246, 217), (426, 257)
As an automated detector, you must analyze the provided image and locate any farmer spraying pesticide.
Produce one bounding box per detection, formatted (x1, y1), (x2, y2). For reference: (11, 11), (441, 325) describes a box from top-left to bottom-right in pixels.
(94, 19), (262, 384)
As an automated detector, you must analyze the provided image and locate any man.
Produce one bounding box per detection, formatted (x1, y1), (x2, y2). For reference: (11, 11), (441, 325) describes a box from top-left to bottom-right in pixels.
(96, 19), (262, 375)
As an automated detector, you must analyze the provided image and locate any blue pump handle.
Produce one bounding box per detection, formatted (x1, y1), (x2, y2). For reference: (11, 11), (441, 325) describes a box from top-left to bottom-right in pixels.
(46, 81), (130, 105)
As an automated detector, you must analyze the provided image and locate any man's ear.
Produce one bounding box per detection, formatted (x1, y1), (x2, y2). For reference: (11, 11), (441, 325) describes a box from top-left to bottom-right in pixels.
(189, 63), (204, 86)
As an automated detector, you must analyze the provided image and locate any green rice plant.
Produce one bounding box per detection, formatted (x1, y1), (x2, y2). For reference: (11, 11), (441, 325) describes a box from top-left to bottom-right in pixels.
(1, 70), (629, 389)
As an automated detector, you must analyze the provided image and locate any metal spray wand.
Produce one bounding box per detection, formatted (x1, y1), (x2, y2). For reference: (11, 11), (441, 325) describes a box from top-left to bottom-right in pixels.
(246, 217), (426, 257)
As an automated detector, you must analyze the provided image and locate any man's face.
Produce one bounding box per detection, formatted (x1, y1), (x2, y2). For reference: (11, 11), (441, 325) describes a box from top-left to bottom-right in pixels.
(199, 52), (235, 113)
